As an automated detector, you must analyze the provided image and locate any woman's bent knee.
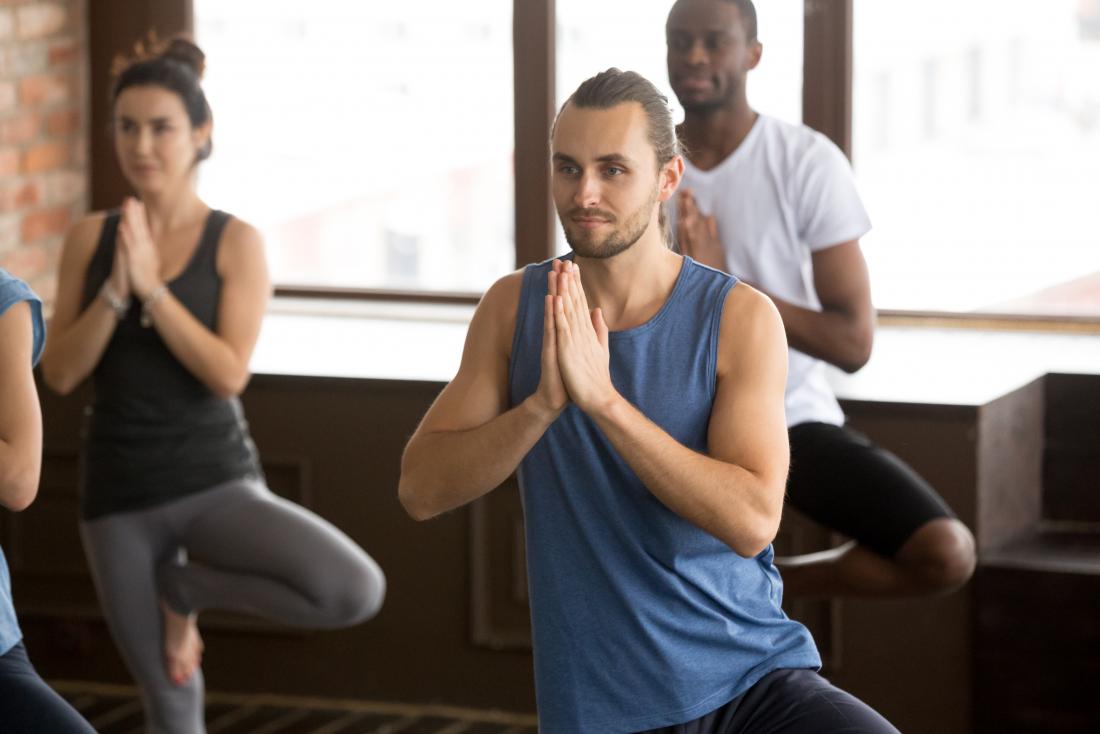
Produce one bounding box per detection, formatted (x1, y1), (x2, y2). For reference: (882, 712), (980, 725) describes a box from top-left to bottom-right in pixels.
(321, 553), (386, 626)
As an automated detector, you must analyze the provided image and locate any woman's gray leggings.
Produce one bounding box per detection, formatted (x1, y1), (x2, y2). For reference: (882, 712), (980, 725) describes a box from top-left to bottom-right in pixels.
(79, 478), (386, 734)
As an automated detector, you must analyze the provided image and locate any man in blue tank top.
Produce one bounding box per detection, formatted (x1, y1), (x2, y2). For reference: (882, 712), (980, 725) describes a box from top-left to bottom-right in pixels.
(399, 69), (897, 733)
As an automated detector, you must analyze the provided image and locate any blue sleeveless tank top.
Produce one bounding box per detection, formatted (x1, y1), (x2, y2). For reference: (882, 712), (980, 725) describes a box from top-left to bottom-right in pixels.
(508, 256), (820, 733)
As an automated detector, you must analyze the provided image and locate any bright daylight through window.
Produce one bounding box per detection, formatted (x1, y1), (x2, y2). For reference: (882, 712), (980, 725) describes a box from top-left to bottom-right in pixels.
(195, 0), (514, 293)
(853, 0), (1100, 317)
(196, 0), (1099, 318)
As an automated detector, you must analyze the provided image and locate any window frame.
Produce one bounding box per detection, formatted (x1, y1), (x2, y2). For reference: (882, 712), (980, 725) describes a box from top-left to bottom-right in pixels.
(88, 0), (1100, 330)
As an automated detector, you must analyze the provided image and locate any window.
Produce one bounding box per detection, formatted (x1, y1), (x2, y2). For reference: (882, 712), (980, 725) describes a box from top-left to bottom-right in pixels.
(187, 0), (1099, 321)
(853, 0), (1100, 317)
(194, 0), (514, 293)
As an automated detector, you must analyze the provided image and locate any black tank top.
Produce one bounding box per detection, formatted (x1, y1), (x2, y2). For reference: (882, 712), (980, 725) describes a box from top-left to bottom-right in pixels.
(79, 209), (262, 520)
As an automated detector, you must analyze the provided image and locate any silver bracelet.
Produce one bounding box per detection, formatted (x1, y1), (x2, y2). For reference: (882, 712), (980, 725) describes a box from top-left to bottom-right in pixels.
(99, 283), (130, 320)
(140, 284), (169, 328)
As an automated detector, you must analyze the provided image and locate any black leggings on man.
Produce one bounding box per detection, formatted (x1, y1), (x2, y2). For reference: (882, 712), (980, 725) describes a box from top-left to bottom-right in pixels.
(0, 642), (96, 733)
(639, 668), (899, 734)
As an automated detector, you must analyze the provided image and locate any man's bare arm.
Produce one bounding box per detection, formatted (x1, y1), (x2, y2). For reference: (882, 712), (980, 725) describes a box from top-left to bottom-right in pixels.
(0, 302), (43, 512)
(554, 268), (789, 557)
(764, 240), (874, 373)
(398, 266), (568, 520)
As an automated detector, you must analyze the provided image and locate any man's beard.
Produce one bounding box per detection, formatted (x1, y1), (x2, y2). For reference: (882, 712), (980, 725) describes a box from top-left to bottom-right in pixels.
(679, 95), (728, 115)
(672, 77), (741, 116)
(561, 190), (657, 259)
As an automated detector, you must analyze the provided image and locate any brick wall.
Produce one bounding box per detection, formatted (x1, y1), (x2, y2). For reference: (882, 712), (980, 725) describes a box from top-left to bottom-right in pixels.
(0, 0), (87, 304)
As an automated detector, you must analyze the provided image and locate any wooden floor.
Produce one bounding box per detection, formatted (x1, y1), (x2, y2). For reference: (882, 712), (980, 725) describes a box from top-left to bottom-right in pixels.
(52, 681), (539, 734)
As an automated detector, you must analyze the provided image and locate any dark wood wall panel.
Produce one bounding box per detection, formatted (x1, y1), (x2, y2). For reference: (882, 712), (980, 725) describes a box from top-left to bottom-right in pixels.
(803, 0), (853, 155)
(972, 374), (1100, 732)
(773, 511), (844, 671)
(4, 450), (84, 575)
(470, 478), (532, 650)
(975, 565), (1100, 733)
(512, 0), (557, 268)
(8, 387), (101, 618)
(976, 378), (1045, 550)
(1044, 452), (1100, 522)
(257, 456), (312, 507)
(1043, 373), (1100, 524)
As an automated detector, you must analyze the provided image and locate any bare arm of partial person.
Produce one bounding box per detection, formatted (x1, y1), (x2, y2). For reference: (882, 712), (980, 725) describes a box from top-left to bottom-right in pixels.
(552, 263), (790, 557)
(678, 192), (874, 373)
(0, 302), (43, 512)
(40, 214), (126, 394)
(399, 264), (570, 521)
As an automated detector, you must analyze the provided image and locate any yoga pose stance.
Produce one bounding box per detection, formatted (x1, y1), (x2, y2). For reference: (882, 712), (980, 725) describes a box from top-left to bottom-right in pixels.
(400, 68), (897, 733)
(665, 0), (975, 597)
(41, 37), (385, 734)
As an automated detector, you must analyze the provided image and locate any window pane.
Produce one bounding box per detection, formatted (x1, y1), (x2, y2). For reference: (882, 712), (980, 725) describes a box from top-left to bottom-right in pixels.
(195, 0), (514, 291)
(554, 1), (803, 252)
(854, 0), (1100, 316)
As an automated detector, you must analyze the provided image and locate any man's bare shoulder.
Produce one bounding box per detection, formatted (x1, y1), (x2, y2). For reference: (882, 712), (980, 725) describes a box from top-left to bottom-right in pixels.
(465, 268), (528, 361)
(479, 269), (526, 314)
(717, 282), (788, 376)
(723, 281), (784, 332)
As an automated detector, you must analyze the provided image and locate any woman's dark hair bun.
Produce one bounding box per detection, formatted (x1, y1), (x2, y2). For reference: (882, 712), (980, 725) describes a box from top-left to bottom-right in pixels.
(160, 37), (205, 79)
(111, 33), (205, 80)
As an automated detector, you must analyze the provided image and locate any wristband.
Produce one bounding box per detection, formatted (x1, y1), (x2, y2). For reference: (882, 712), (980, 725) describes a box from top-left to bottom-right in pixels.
(140, 284), (169, 328)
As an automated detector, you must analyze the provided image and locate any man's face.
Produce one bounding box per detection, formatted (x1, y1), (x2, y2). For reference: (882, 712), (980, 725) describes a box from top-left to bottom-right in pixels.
(666, 0), (762, 113)
(551, 101), (664, 259)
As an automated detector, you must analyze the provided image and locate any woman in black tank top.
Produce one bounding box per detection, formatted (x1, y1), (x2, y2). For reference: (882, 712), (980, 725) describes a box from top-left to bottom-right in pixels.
(41, 37), (385, 733)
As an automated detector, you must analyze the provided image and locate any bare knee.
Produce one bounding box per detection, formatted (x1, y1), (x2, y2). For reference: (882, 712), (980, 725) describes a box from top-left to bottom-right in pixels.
(897, 518), (976, 593)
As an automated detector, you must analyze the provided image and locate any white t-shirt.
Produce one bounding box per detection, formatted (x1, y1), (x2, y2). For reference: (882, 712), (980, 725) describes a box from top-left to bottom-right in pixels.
(668, 114), (872, 428)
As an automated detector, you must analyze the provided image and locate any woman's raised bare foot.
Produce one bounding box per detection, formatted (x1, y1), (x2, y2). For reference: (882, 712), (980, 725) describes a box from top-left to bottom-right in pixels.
(160, 599), (203, 685)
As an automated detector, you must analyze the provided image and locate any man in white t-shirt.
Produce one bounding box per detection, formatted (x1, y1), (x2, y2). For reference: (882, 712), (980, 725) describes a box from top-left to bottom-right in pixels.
(664, 0), (976, 598)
